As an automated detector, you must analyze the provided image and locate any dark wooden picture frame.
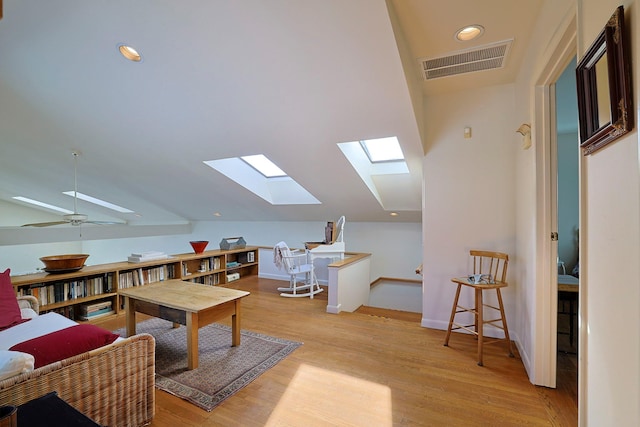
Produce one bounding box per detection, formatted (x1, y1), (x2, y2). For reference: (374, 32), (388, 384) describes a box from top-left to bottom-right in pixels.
(576, 5), (633, 155)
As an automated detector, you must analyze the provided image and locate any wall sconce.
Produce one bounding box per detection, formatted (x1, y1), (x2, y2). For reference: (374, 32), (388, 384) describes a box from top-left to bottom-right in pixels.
(516, 123), (531, 150)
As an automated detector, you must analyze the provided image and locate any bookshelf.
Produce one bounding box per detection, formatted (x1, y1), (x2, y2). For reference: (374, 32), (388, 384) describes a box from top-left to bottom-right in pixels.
(11, 246), (259, 323)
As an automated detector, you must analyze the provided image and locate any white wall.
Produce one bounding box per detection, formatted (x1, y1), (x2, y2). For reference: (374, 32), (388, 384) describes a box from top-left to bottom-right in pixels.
(578, 0), (640, 424)
(0, 220), (422, 284)
(369, 279), (422, 313)
(421, 84), (517, 336)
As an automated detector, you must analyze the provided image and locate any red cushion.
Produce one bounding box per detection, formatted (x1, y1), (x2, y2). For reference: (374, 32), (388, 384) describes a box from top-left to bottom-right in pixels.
(0, 268), (27, 331)
(9, 324), (119, 368)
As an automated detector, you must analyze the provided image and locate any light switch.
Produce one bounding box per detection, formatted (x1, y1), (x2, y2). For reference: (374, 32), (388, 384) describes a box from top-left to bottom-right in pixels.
(464, 127), (472, 139)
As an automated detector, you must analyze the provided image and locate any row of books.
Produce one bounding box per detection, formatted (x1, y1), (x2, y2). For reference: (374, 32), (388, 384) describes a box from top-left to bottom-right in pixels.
(42, 301), (115, 321)
(17, 275), (113, 307)
(185, 273), (221, 286)
(183, 256), (222, 276)
(118, 265), (175, 288)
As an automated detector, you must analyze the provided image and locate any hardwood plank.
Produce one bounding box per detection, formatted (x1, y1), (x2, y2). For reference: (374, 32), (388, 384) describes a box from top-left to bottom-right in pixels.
(104, 276), (577, 426)
(354, 305), (422, 322)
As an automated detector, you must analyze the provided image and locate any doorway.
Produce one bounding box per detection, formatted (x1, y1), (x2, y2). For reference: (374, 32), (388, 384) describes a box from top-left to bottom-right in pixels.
(553, 57), (579, 409)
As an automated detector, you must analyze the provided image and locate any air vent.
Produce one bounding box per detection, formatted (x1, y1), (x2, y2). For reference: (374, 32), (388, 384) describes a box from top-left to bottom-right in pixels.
(418, 39), (513, 80)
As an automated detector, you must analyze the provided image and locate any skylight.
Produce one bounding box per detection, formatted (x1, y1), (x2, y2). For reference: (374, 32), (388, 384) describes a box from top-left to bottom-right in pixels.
(241, 154), (287, 178)
(204, 155), (320, 205)
(360, 137), (405, 163)
(12, 196), (73, 214)
(63, 191), (134, 213)
(338, 135), (412, 210)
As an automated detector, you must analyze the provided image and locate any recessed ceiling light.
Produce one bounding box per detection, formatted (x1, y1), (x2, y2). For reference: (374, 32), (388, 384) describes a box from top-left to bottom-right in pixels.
(118, 44), (142, 62)
(455, 25), (485, 42)
(213, 212), (222, 217)
(390, 212), (399, 217)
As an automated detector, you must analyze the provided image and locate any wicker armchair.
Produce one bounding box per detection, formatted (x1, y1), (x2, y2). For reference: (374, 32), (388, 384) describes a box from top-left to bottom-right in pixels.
(2, 296), (155, 426)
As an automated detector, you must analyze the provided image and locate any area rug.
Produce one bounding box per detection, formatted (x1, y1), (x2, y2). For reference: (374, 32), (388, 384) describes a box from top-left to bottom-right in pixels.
(114, 318), (302, 411)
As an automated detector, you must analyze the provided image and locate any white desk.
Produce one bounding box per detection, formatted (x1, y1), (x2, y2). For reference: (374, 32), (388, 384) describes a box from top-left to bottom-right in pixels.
(558, 274), (579, 292)
(307, 241), (345, 262)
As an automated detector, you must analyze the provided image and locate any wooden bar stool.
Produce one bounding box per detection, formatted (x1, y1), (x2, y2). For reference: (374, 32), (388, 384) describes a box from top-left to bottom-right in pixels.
(443, 250), (514, 366)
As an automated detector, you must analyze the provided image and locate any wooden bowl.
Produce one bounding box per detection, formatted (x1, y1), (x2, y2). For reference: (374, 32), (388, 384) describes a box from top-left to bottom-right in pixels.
(40, 254), (90, 273)
(189, 241), (209, 254)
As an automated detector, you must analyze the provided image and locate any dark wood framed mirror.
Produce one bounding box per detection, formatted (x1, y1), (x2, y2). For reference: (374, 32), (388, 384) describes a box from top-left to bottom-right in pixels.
(576, 5), (633, 155)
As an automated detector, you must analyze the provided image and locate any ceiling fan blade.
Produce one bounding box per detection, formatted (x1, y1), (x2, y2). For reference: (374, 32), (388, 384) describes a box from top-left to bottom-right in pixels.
(19, 152), (126, 228)
(22, 221), (69, 227)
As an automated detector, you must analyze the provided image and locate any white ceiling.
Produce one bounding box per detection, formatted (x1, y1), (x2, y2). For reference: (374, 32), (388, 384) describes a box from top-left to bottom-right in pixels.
(0, 0), (545, 228)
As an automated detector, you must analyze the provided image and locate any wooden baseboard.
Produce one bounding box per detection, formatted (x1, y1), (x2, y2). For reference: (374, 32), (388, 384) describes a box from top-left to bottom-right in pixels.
(369, 276), (422, 287)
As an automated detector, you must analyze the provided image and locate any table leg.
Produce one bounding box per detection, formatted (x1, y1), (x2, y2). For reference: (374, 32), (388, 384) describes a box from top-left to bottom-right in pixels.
(125, 297), (136, 338)
(569, 294), (575, 348)
(186, 312), (199, 370)
(231, 300), (241, 347)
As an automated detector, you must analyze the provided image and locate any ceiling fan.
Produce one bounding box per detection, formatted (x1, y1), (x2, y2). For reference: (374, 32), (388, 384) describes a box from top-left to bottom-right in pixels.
(22, 152), (125, 227)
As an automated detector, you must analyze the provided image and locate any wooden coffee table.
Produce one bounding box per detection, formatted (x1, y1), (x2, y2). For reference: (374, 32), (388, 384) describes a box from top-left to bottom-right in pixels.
(119, 279), (250, 370)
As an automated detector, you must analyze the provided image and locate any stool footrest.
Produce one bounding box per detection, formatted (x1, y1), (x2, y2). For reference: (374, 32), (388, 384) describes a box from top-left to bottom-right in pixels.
(451, 323), (479, 335)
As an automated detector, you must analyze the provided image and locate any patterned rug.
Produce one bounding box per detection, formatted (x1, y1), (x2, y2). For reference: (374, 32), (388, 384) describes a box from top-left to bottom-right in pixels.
(114, 318), (301, 411)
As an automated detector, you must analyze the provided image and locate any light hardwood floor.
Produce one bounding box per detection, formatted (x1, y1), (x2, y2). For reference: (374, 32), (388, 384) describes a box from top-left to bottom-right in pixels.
(100, 277), (577, 426)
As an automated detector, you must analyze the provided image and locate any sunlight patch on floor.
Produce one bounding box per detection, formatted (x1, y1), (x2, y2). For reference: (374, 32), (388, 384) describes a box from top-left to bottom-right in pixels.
(266, 363), (392, 426)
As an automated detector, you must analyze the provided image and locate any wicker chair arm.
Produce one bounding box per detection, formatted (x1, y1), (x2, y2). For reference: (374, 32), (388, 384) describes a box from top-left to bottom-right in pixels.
(17, 295), (39, 314)
(0, 333), (155, 427)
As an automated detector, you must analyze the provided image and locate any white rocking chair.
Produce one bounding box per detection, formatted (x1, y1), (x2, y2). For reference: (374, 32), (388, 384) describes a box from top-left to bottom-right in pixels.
(273, 241), (323, 298)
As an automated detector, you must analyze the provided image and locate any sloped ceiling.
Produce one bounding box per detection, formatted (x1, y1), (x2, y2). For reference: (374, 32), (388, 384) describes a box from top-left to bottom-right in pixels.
(390, 0), (543, 96)
(0, 0), (543, 230)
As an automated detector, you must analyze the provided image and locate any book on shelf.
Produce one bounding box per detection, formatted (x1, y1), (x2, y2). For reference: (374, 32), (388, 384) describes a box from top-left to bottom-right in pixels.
(127, 255), (168, 263)
(237, 251), (255, 264)
(80, 300), (112, 315)
(82, 306), (112, 317)
(78, 309), (115, 321)
(130, 251), (165, 258)
(226, 272), (240, 282)
(226, 261), (241, 268)
(127, 251), (168, 263)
